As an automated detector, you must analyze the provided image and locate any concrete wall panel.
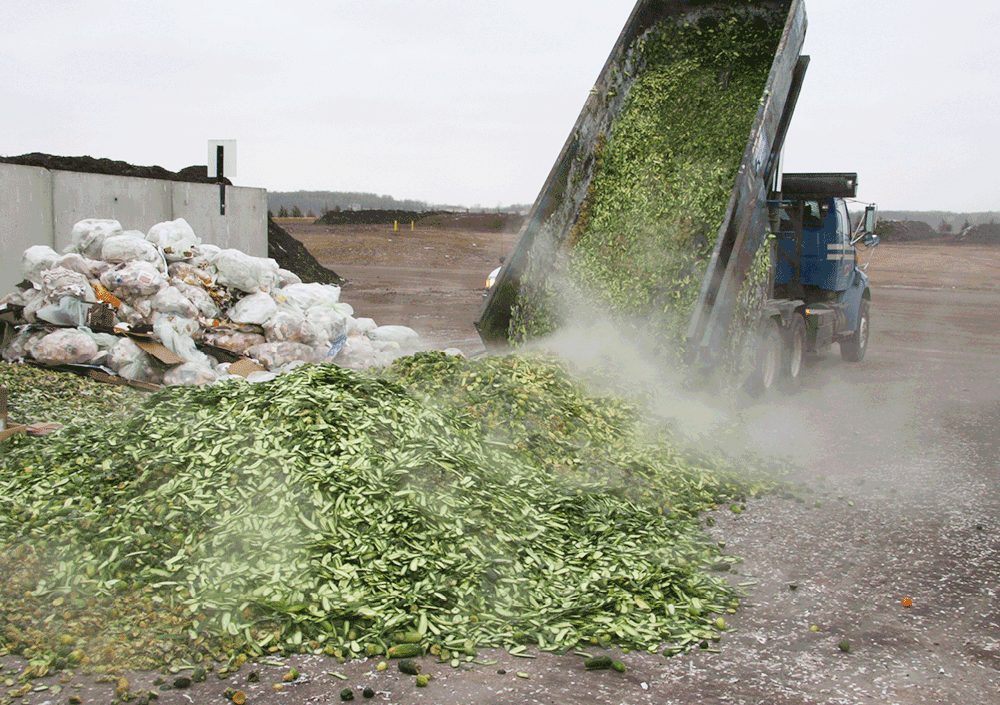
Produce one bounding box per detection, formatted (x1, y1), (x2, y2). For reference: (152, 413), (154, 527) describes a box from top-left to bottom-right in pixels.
(52, 172), (173, 251)
(0, 164), (53, 292)
(1, 163), (268, 296)
(171, 183), (267, 256)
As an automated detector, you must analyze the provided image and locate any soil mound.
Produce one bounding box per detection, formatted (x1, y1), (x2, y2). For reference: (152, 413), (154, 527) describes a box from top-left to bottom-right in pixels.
(953, 222), (1000, 245)
(0, 152), (229, 184)
(315, 209), (444, 226)
(268, 216), (343, 284)
(417, 211), (525, 233)
(875, 219), (936, 242)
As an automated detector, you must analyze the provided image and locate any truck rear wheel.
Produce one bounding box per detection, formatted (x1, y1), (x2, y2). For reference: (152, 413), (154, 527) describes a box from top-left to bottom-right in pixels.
(747, 317), (782, 397)
(781, 313), (807, 391)
(840, 299), (870, 362)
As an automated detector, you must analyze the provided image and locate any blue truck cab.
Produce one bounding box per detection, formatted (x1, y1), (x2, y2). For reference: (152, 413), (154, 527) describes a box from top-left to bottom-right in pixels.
(763, 173), (878, 389)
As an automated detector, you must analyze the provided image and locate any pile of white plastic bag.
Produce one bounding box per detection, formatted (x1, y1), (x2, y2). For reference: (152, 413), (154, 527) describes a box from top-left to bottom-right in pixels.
(1, 218), (445, 386)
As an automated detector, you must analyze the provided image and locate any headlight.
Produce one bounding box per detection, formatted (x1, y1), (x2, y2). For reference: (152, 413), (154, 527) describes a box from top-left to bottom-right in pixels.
(485, 275), (497, 288)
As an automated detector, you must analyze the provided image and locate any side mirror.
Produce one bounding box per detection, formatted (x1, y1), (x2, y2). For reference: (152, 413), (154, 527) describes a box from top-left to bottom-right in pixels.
(863, 232), (880, 248)
(864, 204), (878, 233)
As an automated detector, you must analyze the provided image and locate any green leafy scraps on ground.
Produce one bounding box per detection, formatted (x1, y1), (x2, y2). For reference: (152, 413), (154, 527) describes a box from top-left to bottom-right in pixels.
(1, 362), (147, 428)
(0, 356), (770, 674)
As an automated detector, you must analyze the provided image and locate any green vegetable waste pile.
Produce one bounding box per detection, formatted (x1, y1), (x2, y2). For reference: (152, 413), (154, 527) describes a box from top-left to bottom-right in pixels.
(0, 354), (770, 674)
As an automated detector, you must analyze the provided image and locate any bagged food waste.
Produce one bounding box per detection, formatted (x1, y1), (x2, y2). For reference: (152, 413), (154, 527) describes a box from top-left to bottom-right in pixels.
(145, 218), (200, 261)
(28, 328), (101, 366)
(67, 218), (123, 259)
(1, 218), (444, 385)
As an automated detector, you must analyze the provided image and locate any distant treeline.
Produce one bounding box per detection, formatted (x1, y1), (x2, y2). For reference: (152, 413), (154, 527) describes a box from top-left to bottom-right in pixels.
(267, 190), (531, 218)
(267, 191), (430, 217)
(313, 209), (526, 232)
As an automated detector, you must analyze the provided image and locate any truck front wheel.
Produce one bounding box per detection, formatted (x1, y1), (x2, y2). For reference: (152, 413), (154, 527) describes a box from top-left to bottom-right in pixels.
(781, 312), (807, 391)
(840, 299), (870, 362)
(747, 317), (782, 397)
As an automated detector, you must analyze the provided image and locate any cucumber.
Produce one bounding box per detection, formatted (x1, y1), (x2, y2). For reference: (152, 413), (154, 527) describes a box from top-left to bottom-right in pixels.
(387, 643), (423, 659)
(584, 656), (612, 670)
(398, 659), (421, 675)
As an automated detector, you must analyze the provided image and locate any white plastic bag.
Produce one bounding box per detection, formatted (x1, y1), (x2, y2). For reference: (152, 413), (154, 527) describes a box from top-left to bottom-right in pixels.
(170, 279), (220, 319)
(2, 328), (46, 361)
(153, 315), (213, 367)
(41, 267), (96, 303)
(347, 316), (378, 336)
(29, 328), (100, 365)
(168, 262), (215, 287)
(100, 261), (165, 297)
(213, 250), (280, 293)
(263, 309), (309, 343)
(188, 243), (222, 269)
(152, 286), (200, 319)
(36, 296), (91, 327)
(246, 341), (321, 369)
(20, 246), (60, 286)
(201, 328), (266, 353)
(228, 291), (277, 325)
(107, 337), (147, 372)
(306, 308), (347, 347)
(277, 268), (303, 287)
(163, 361), (218, 386)
(55, 252), (111, 280)
(67, 219), (123, 258)
(128, 294), (155, 321)
(0, 289), (32, 306)
(146, 218), (201, 262)
(333, 335), (377, 370)
(273, 282), (342, 314)
(101, 233), (164, 268)
(366, 325), (420, 351)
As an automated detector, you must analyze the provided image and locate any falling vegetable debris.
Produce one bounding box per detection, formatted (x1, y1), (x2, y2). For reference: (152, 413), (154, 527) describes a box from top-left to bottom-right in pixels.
(510, 7), (785, 354)
(0, 352), (768, 673)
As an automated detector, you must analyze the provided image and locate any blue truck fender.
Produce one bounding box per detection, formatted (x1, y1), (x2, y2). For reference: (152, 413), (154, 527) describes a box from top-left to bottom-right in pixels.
(838, 269), (871, 334)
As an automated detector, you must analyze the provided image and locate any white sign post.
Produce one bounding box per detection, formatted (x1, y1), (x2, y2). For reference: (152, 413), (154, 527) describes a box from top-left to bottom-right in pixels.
(207, 140), (237, 215)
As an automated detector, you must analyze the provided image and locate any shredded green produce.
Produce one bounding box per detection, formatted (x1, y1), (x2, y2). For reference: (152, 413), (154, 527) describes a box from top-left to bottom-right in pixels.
(509, 5), (785, 365)
(0, 355), (767, 673)
(1, 362), (146, 427)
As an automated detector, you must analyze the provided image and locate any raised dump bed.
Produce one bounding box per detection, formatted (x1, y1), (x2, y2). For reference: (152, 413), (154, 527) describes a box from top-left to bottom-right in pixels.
(477, 0), (808, 369)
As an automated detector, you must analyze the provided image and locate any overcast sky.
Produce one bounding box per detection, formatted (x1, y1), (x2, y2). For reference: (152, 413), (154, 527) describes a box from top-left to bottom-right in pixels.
(2, 0), (997, 211)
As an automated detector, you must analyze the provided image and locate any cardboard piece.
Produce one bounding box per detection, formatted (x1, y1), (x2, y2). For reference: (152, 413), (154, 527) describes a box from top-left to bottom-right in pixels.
(0, 423), (27, 445)
(126, 334), (186, 366)
(27, 422), (63, 436)
(88, 303), (117, 333)
(0, 304), (25, 351)
(227, 357), (267, 378)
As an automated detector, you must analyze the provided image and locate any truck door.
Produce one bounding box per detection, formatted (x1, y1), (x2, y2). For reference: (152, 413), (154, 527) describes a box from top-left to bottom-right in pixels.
(830, 199), (854, 291)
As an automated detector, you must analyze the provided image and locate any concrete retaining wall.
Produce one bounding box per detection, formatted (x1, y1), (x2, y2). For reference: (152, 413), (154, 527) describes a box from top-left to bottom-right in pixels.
(1, 163), (267, 296)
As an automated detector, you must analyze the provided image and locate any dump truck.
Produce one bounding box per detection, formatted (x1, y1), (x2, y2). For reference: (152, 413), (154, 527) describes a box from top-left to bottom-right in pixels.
(475, 0), (878, 394)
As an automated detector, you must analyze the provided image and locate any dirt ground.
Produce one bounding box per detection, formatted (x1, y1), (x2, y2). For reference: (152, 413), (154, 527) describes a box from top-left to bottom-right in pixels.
(3, 229), (999, 705)
(275, 218), (520, 354)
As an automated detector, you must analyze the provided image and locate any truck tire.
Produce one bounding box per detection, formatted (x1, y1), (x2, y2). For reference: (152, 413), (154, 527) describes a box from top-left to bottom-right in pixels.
(840, 299), (870, 362)
(747, 317), (782, 397)
(781, 312), (807, 391)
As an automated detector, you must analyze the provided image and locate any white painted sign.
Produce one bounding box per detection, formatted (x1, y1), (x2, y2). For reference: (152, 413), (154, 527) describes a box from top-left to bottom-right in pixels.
(207, 140), (237, 179)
